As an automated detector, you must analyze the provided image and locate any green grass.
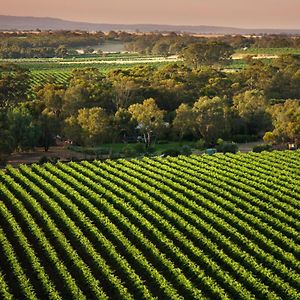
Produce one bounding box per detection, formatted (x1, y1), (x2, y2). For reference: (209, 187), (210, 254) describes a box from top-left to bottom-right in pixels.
(69, 141), (196, 157)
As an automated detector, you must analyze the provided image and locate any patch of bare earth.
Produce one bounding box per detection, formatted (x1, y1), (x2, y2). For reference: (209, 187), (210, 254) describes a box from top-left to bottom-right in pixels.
(6, 146), (95, 167)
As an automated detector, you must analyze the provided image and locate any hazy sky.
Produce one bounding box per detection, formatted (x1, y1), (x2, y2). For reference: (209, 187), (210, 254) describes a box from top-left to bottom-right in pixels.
(2, 0), (300, 28)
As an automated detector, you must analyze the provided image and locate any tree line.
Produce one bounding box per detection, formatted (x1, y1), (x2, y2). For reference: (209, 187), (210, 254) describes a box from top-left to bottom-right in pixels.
(124, 34), (300, 55)
(1, 31), (300, 58)
(0, 54), (299, 160)
(0, 30), (135, 59)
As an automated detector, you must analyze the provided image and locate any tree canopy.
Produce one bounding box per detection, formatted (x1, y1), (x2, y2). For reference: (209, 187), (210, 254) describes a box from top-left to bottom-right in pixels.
(182, 42), (233, 68)
(192, 96), (230, 144)
(128, 98), (165, 147)
(264, 100), (300, 145)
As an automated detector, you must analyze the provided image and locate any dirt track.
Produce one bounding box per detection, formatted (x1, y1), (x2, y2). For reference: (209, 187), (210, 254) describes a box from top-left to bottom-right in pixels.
(4, 141), (263, 167)
(5, 146), (94, 167)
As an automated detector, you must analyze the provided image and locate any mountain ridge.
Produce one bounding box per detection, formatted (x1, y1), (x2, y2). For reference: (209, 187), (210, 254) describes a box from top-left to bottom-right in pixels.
(1, 15), (300, 34)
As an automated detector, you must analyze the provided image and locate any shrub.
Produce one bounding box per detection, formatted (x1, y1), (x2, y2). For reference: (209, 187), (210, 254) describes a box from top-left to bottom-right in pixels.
(109, 152), (121, 159)
(146, 146), (156, 154)
(51, 157), (60, 164)
(157, 140), (169, 145)
(222, 142), (238, 154)
(181, 145), (192, 155)
(217, 138), (224, 146)
(134, 143), (146, 154)
(162, 149), (181, 157)
(253, 144), (272, 153)
(195, 139), (206, 150)
(70, 156), (79, 162)
(96, 148), (110, 156)
(38, 156), (49, 165)
(122, 145), (137, 157)
(232, 134), (259, 143)
(0, 154), (9, 167)
(217, 141), (238, 154)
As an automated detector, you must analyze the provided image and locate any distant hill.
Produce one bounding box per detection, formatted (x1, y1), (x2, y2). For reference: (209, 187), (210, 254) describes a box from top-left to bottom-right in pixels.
(1, 15), (300, 34)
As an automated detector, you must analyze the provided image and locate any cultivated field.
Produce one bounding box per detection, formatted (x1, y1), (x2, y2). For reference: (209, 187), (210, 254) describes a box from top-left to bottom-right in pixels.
(232, 47), (300, 62)
(0, 150), (299, 299)
(3, 47), (299, 86)
(0, 54), (179, 71)
(2, 54), (180, 88)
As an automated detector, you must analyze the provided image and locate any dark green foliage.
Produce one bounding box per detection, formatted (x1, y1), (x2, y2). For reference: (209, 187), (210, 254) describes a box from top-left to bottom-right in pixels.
(180, 145), (192, 155)
(232, 134), (259, 143)
(253, 144), (273, 153)
(194, 139), (207, 150)
(121, 145), (137, 157)
(7, 106), (40, 151)
(133, 143), (146, 154)
(161, 148), (181, 157)
(0, 64), (31, 107)
(217, 141), (239, 154)
(182, 41), (233, 68)
(161, 145), (193, 157)
(38, 156), (50, 165)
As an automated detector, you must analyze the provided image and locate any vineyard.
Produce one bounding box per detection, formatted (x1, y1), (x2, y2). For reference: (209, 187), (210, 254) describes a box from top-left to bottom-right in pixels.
(0, 150), (299, 299)
(25, 55), (178, 88)
(1, 54), (179, 71)
(235, 47), (300, 56)
(31, 71), (71, 86)
(6, 48), (296, 87)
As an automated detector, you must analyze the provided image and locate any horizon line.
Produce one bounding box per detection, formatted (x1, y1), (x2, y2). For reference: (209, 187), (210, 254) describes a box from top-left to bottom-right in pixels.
(2, 14), (300, 31)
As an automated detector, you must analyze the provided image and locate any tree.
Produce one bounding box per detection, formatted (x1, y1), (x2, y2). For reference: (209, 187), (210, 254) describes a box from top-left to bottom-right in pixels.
(84, 47), (95, 54)
(0, 111), (14, 159)
(77, 107), (111, 145)
(38, 113), (60, 152)
(182, 42), (233, 68)
(114, 108), (136, 142)
(37, 83), (65, 117)
(107, 31), (119, 40)
(238, 60), (276, 91)
(111, 76), (137, 110)
(268, 55), (300, 99)
(152, 41), (169, 56)
(128, 98), (165, 148)
(63, 68), (113, 116)
(32, 83), (65, 151)
(233, 90), (271, 135)
(172, 103), (196, 140)
(193, 96), (230, 144)
(55, 45), (68, 58)
(64, 115), (83, 145)
(264, 100), (300, 145)
(7, 106), (40, 151)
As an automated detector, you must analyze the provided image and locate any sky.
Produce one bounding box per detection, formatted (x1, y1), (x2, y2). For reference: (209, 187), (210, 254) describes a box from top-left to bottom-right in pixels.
(2, 0), (300, 29)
